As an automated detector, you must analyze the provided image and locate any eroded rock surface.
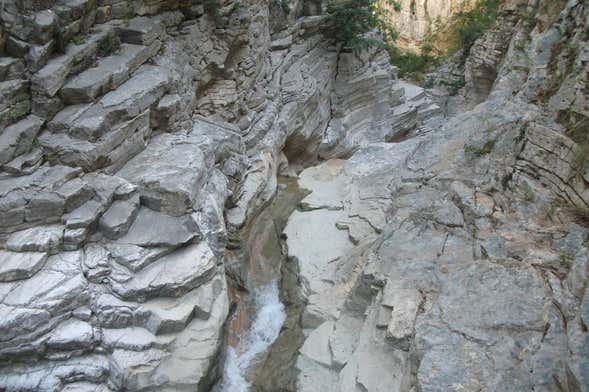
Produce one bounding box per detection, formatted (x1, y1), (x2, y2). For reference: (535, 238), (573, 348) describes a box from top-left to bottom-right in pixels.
(0, 0), (400, 390)
(0, 0), (588, 391)
(283, 1), (589, 391)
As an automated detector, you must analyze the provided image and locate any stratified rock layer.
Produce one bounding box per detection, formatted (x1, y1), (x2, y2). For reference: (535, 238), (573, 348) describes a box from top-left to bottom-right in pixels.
(0, 0), (588, 391)
(0, 0), (401, 390)
(285, 1), (589, 391)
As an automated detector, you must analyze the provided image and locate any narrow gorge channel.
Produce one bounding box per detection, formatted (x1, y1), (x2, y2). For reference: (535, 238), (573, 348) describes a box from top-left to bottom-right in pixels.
(1, 0), (588, 391)
(217, 176), (309, 391)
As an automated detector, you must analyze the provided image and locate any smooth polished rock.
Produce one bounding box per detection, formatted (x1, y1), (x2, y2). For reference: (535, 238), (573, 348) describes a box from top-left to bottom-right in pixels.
(299, 321), (334, 367)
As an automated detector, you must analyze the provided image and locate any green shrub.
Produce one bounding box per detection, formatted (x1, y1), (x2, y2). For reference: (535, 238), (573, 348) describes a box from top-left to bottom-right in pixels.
(447, 78), (466, 96)
(323, 0), (401, 52)
(561, 109), (589, 178)
(281, 0), (290, 14)
(520, 182), (535, 202)
(7, 104), (30, 123)
(513, 123), (527, 144)
(455, 0), (500, 50)
(71, 35), (86, 45)
(204, 0), (222, 25)
(388, 21), (443, 79)
(389, 46), (436, 78)
(464, 139), (495, 160)
(519, 10), (536, 27)
(559, 251), (573, 270)
(97, 35), (119, 57)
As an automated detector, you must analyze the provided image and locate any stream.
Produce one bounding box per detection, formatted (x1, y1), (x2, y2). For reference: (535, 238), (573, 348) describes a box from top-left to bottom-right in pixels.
(217, 176), (309, 391)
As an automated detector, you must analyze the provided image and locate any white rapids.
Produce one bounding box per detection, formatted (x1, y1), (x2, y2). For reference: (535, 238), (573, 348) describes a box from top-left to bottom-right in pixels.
(221, 281), (286, 392)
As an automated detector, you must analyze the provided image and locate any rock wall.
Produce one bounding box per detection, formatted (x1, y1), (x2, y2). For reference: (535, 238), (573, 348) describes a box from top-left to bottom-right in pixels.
(288, 0), (589, 391)
(379, 0), (475, 52)
(1, 0), (588, 391)
(0, 0), (405, 390)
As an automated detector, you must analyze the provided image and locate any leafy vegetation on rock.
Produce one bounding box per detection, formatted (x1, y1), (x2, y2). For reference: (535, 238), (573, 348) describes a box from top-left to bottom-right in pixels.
(204, 0), (223, 25)
(464, 139), (495, 160)
(97, 35), (119, 57)
(389, 44), (440, 79)
(454, 0), (500, 50)
(389, 0), (500, 80)
(323, 0), (401, 52)
(323, 0), (500, 81)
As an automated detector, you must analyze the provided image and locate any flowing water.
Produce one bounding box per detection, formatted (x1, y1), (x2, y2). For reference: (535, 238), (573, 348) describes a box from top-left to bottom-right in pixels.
(221, 282), (286, 391)
(218, 177), (308, 391)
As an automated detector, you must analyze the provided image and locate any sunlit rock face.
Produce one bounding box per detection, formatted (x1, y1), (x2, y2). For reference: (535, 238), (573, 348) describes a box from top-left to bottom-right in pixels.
(379, 0), (475, 52)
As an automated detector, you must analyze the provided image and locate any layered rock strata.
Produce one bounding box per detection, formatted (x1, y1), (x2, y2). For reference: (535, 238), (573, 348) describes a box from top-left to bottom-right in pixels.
(0, 0), (404, 390)
(288, 0), (589, 390)
(0, 0), (588, 391)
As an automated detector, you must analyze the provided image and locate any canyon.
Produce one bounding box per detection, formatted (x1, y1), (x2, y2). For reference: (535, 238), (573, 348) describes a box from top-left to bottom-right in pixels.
(0, 0), (588, 391)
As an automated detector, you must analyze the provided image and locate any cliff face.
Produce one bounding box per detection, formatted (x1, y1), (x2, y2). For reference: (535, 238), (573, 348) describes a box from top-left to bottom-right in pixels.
(0, 1), (401, 390)
(379, 0), (475, 52)
(0, 0), (588, 391)
(287, 1), (589, 391)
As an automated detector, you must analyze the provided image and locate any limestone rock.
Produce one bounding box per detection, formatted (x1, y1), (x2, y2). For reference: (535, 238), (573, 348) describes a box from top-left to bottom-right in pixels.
(56, 177), (95, 213)
(117, 132), (207, 216)
(60, 43), (157, 104)
(99, 194), (140, 239)
(108, 241), (217, 301)
(0, 115), (44, 165)
(46, 318), (94, 350)
(0, 250), (47, 282)
(117, 207), (199, 248)
(31, 25), (117, 97)
(62, 199), (106, 229)
(119, 17), (163, 46)
(6, 225), (64, 254)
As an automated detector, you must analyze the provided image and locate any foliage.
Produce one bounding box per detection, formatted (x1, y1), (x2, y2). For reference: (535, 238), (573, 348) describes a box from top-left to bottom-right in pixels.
(513, 123), (527, 144)
(30, 137), (40, 151)
(97, 35), (119, 57)
(323, 0), (401, 52)
(561, 109), (589, 178)
(204, 0), (222, 25)
(520, 182), (535, 202)
(280, 0), (290, 14)
(447, 78), (466, 96)
(464, 139), (495, 160)
(7, 104), (30, 123)
(45, 151), (60, 166)
(388, 45), (438, 78)
(454, 0), (500, 50)
(71, 35), (86, 45)
(519, 10), (536, 28)
(559, 251), (573, 270)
